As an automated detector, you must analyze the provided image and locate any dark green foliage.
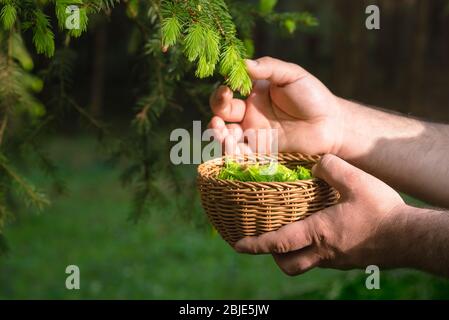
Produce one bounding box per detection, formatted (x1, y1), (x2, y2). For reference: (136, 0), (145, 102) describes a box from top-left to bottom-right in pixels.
(0, 154), (50, 209)
(0, 234), (7, 255)
(0, 3), (16, 30)
(0, 0), (316, 242)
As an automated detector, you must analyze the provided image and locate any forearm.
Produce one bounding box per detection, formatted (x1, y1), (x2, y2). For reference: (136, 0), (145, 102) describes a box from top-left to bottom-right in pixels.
(337, 98), (449, 208)
(390, 204), (449, 277)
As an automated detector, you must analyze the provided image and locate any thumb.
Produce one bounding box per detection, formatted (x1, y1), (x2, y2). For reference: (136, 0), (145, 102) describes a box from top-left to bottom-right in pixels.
(312, 154), (364, 197)
(245, 56), (309, 86)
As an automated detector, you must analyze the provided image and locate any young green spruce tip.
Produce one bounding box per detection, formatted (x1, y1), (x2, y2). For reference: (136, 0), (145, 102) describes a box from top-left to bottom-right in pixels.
(161, 0), (252, 96)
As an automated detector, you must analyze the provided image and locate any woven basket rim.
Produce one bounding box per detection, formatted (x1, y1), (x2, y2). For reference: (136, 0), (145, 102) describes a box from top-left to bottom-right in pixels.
(197, 153), (322, 188)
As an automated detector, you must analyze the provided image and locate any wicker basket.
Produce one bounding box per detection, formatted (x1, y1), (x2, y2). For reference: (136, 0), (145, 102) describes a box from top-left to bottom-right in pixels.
(197, 153), (340, 245)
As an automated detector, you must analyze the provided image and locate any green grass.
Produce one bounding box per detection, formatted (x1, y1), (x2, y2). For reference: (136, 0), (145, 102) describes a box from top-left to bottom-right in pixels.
(0, 136), (448, 299)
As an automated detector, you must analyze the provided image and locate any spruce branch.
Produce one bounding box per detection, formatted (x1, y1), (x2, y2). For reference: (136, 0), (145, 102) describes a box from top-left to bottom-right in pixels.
(0, 114), (8, 146)
(0, 2), (17, 30)
(0, 52), (45, 119)
(69, 98), (110, 135)
(32, 9), (55, 57)
(160, 0), (252, 96)
(0, 154), (50, 210)
(55, 0), (89, 37)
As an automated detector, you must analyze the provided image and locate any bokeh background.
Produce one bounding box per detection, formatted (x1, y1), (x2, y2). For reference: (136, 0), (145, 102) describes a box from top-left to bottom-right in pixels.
(1, 0), (449, 299)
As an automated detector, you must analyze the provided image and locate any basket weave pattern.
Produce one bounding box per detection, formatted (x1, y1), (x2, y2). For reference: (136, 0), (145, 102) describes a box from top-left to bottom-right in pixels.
(197, 153), (340, 245)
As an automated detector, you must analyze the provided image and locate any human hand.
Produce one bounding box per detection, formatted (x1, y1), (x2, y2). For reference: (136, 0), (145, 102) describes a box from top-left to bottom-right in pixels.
(208, 56), (345, 155)
(234, 154), (409, 275)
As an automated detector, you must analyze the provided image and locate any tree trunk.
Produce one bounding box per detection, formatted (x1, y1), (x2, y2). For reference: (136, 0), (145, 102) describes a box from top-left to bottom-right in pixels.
(332, 0), (368, 99)
(89, 22), (107, 117)
(407, 0), (431, 115)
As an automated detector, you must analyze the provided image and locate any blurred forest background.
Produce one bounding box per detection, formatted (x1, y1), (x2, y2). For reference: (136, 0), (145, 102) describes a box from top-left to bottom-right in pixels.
(1, 0), (449, 299)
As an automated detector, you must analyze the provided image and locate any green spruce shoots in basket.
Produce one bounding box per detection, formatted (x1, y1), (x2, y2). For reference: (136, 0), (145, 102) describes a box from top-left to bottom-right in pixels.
(218, 159), (312, 182)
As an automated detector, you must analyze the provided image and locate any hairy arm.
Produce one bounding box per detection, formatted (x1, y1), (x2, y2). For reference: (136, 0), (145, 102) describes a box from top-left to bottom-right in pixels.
(235, 155), (449, 278)
(338, 98), (449, 208)
(208, 56), (449, 207)
(393, 205), (449, 277)
(209, 57), (449, 276)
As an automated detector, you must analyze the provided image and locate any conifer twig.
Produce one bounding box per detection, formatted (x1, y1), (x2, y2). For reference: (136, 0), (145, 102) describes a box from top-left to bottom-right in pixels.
(0, 157), (50, 209)
(0, 115), (8, 146)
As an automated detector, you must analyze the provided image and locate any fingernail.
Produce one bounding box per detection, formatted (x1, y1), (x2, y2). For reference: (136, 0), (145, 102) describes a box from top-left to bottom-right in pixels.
(311, 164), (318, 176)
(245, 59), (258, 67)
